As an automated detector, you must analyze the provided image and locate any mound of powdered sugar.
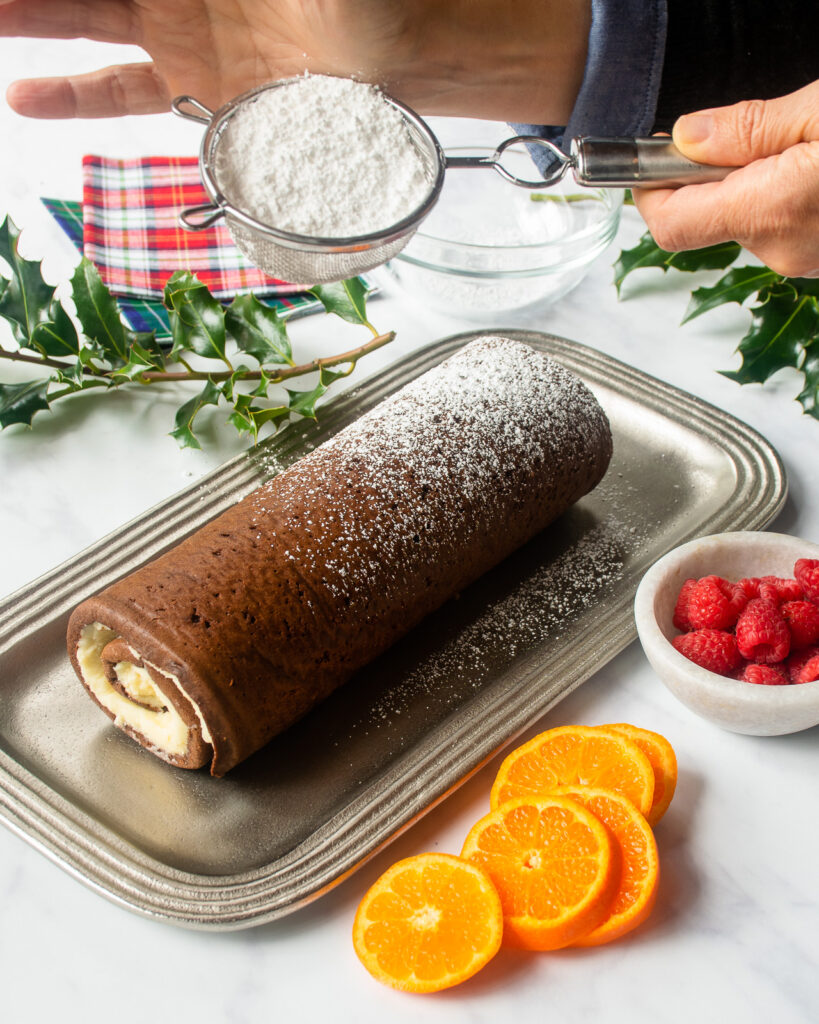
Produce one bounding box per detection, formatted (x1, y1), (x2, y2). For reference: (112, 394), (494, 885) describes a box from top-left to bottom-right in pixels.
(214, 75), (434, 238)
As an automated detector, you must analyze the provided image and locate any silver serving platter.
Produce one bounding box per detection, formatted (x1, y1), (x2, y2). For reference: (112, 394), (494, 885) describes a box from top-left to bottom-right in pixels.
(0, 330), (786, 929)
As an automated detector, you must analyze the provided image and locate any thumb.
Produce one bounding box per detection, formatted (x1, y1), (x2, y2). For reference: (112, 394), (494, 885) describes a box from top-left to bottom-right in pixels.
(672, 80), (819, 166)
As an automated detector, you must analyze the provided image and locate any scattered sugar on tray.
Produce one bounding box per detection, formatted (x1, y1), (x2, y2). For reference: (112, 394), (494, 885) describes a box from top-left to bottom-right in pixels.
(361, 517), (628, 729)
(215, 75), (433, 238)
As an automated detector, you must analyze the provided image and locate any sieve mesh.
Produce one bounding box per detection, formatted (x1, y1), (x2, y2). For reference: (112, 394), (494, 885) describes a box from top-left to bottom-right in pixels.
(189, 82), (445, 284)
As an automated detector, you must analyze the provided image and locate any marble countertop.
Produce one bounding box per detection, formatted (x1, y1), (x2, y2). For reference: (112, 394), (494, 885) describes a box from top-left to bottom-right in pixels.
(1, 39), (817, 1024)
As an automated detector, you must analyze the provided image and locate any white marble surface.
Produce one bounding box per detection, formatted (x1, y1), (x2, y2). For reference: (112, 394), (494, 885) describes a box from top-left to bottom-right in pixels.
(1, 39), (818, 1024)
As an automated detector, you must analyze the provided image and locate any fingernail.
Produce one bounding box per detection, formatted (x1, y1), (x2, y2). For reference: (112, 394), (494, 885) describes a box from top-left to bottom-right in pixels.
(676, 113), (713, 145)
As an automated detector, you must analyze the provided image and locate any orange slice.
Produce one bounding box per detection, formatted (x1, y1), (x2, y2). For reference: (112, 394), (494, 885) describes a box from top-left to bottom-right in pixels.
(490, 725), (655, 816)
(552, 785), (659, 946)
(461, 795), (620, 950)
(598, 724), (677, 825)
(352, 852), (503, 993)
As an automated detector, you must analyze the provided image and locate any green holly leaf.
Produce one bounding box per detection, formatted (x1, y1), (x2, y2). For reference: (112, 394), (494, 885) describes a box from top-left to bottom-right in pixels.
(169, 379), (222, 449)
(71, 258), (131, 365)
(228, 393), (290, 441)
(614, 232), (742, 294)
(225, 294), (293, 365)
(682, 266), (781, 323)
(0, 378), (51, 428)
(796, 340), (819, 419)
(164, 271), (227, 363)
(309, 279), (372, 328)
(721, 288), (819, 385)
(286, 366), (348, 419)
(30, 300), (81, 357)
(0, 215), (56, 345)
(114, 338), (167, 381)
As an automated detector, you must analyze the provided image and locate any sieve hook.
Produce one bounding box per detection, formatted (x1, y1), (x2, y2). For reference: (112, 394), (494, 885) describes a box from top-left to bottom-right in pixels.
(445, 136), (570, 189)
(178, 203), (225, 230)
(171, 95), (215, 125)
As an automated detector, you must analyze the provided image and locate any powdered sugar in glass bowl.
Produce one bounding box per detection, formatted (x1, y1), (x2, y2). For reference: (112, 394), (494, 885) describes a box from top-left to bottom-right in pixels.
(377, 141), (622, 318)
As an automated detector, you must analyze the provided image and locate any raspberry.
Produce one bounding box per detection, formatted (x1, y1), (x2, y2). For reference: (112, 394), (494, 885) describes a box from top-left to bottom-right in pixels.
(736, 578), (761, 599)
(735, 598), (791, 663)
(758, 576), (803, 604)
(672, 629), (742, 675)
(785, 645), (819, 684)
(672, 578), (698, 631)
(794, 559), (819, 603)
(781, 600), (819, 650)
(738, 662), (790, 686)
(686, 575), (748, 630)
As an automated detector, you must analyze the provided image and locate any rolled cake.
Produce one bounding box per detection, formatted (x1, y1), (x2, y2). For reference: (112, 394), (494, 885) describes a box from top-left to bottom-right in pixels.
(67, 337), (612, 775)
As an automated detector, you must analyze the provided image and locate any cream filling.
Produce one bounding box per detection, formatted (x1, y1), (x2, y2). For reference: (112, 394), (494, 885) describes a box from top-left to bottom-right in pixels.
(76, 622), (212, 756)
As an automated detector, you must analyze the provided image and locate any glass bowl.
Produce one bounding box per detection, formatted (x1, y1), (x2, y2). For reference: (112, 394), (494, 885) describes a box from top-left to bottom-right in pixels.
(377, 144), (622, 318)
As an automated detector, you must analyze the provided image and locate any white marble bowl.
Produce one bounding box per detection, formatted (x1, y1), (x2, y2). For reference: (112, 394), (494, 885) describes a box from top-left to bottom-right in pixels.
(634, 532), (819, 735)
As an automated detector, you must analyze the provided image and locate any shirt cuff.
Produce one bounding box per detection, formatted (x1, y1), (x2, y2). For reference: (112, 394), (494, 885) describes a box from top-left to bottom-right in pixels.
(512, 0), (668, 172)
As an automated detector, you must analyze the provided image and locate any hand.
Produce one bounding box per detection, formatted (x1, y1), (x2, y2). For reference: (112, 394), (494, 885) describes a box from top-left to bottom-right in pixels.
(1, 0), (589, 124)
(633, 81), (819, 278)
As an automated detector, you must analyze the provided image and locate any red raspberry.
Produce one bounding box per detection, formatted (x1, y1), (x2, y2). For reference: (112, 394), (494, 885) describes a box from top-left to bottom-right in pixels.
(672, 578), (698, 631)
(785, 645), (819, 684)
(737, 578), (761, 599)
(794, 559), (819, 603)
(738, 662), (790, 686)
(687, 575), (748, 630)
(781, 600), (819, 650)
(758, 576), (803, 604)
(672, 629), (742, 675)
(735, 598), (791, 663)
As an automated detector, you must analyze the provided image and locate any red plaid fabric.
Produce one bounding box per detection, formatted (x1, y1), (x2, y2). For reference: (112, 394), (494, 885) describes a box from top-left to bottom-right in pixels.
(82, 156), (304, 300)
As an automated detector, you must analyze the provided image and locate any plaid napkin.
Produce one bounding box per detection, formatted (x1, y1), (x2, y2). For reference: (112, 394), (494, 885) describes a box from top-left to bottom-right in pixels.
(81, 155), (307, 301)
(43, 198), (329, 341)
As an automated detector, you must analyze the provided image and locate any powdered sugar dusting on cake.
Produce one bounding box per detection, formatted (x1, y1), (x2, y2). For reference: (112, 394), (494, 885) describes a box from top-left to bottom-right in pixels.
(249, 337), (611, 613)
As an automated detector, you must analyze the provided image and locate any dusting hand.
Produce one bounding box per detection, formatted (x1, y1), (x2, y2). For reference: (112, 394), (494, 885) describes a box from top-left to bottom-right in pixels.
(1, 0), (589, 124)
(633, 81), (819, 278)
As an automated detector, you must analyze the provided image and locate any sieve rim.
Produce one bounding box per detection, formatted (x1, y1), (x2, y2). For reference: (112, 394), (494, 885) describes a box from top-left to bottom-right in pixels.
(197, 78), (447, 253)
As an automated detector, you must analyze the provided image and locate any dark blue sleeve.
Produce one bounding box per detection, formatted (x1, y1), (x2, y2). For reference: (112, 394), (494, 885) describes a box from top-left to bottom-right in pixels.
(512, 0), (667, 171)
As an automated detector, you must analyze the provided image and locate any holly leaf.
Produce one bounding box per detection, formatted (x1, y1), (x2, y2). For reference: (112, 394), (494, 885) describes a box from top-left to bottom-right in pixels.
(682, 266), (781, 323)
(796, 340), (819, 419)
(0, 215), (56, 345)
(225, 294), (293, 365)
(71, 258), (131, 365)
(0, 378), (51, 428)
(286, 366), (348, 419)
(721, 288), (819, 385)
(228, 393), (290, 442)
(29, 299), (81, 358)
(114, 338), (167, 381)
(164, 271), (227, 363)
(169, 379), (222, 449)
(614, 232), (741, 294)
(309, 279), (372, 327)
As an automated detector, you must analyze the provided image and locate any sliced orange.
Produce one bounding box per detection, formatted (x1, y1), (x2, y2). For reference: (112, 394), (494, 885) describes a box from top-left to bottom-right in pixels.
(352, 852), (503, 993)
(460, 795), (619, 950)
(552, 785), (659, 946)
(598, 723), (677, 825)
(490, 725), (655, 817)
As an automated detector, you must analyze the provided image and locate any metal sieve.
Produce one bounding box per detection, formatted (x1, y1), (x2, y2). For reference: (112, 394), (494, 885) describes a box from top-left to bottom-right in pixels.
(173, 80), (735, 285)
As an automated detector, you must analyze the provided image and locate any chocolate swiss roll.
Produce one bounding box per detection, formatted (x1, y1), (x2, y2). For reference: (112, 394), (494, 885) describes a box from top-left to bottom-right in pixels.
(67, 337), (612, 775)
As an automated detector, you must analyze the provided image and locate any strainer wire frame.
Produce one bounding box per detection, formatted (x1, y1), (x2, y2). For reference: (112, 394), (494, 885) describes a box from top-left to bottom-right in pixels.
(173, 81), (448, 257)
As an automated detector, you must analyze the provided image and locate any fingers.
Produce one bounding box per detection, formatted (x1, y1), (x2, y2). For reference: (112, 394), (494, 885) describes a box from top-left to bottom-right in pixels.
(6, 62), (170, 118)
(0, 0), (137, 43)
(633, 143), (819, 277)
(673, 81), (819, 167)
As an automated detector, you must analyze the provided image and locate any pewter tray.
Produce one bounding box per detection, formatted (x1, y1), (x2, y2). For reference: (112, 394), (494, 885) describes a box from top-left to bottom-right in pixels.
(0, 330), (786, 928)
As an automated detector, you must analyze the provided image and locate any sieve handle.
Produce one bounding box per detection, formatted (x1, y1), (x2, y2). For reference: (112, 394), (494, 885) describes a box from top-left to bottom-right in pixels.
(178, 203), (225, 231)
(569, 137), (737, 188)
(171, 95), (214, 125)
